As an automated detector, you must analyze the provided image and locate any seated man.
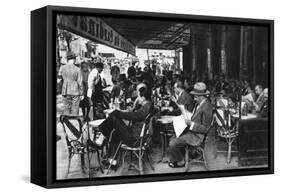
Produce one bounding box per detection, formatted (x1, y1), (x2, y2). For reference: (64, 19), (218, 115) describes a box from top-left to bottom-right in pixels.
(253, 85), (266, 112)
(168, 81), (194, 115)
(95, 83), (153, 168)
(167, 82), (213, 168)
(257, 88), (268, 118)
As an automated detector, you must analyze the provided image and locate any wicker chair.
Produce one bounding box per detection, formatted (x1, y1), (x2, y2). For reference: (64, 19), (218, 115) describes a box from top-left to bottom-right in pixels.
(120, 109), (158, 174)
(60, 115), (86, 178)
(185, 110), (215, 171)
(214, 108), (239, 163)
(60, 115), (104, 178)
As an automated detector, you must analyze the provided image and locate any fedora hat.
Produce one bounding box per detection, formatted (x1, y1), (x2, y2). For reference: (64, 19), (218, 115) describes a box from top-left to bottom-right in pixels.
(66, 51), (76, 60)
(190, 82), (210, 96)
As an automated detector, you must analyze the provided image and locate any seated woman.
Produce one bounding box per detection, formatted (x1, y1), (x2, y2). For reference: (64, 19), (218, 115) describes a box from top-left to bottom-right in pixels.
(95, 83), (153, 169)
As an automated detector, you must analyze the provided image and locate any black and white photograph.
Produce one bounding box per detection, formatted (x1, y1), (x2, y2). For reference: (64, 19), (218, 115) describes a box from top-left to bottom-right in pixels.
(55, 12), (272, 180)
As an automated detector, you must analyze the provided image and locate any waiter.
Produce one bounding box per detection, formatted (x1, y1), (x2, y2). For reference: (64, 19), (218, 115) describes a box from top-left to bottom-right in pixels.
(87, 62), (104, 119)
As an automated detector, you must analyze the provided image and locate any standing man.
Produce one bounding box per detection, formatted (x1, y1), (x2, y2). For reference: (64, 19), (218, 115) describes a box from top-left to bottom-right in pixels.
(87, 62), (104, 119)
(59, 51), (83, 116)
(167, 82), (213, 168)
(127, 61), (136, 79)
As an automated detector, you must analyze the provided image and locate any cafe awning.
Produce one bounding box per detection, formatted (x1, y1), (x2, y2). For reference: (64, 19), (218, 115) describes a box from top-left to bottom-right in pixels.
(102, 17), (191, 50)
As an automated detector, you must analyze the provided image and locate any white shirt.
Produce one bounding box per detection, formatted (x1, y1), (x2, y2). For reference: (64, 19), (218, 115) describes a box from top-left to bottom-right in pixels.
(87, 68), (100, 98)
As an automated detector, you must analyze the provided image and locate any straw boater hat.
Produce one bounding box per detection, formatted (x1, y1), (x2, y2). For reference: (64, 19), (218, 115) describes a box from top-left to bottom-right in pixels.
(190, 82), (210, 96)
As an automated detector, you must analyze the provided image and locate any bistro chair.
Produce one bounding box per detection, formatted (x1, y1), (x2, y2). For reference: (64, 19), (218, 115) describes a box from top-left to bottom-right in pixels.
(59, 115), (87, 178)
(214, 108), (239, 163)
(86, 119), (106, 175)
(106, 108), (158, 175)
(185, 110), (216, 171)
(120, 108), (158, 175)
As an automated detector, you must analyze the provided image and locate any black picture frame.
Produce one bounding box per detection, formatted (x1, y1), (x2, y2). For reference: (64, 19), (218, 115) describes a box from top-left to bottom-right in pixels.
(31, 5), (274, 188)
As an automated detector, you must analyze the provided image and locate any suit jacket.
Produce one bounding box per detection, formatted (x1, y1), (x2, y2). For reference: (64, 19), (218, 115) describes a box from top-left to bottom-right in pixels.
(177, 90), (194, 112)
(168, 90), (194, 116)
(112, 100), (152, 139)
(59, 63), (83, 96)
(255, 92), (266, 112)
(182, 99), (213, 146)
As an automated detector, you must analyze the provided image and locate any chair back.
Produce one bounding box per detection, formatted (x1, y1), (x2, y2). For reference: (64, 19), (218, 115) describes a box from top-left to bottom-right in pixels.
(201, 109), (216, 144)
(213, 107), (238, 136)
(137, 108), (159, 148)
(60, 115), (84, 147)
(214, 108), (232, 129)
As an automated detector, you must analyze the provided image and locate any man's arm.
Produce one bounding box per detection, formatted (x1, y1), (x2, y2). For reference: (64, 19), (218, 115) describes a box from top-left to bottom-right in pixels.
(77, 71), (83, 96)
(112, 102), (151, 121)
(188, 106), (213, 134)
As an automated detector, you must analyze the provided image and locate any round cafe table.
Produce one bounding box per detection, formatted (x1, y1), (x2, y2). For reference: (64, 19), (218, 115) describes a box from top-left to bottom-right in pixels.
(232, 113), (257, 120)
(102, 86), (113, 92)
(156, 115), (175, 163)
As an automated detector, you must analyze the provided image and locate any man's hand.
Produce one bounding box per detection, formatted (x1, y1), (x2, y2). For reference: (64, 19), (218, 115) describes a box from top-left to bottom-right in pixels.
(80, 96), (84, 101)
(87, 89), (92, 98)
(184, 118), (192, 125)
(170, 96), (177, 103)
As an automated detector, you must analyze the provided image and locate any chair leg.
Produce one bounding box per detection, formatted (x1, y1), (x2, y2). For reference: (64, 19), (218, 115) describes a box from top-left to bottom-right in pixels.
(81, 153), (86, 173)
(145, 151), (154, 171)
(227, 139), (232, 164)
(87, 149), (92, 178)
(185, 147), (190, 172)
(66, 153), (73, 179)
(139, 150), (144, 175)
(121, 150), (126, 170)
(106, 141), (122, 174)
(160, 133), (165, 160)
(96, 150), (104, 174)
(202, 148), (208, 170)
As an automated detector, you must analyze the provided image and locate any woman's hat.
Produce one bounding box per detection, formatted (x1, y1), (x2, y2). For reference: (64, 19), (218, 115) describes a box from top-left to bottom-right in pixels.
(190, 82), (210, 96)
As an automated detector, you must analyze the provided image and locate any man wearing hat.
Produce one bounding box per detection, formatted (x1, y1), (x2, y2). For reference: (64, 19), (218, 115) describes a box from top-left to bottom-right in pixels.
(59, 51), (83, 116)
(167, 82), (213, 168)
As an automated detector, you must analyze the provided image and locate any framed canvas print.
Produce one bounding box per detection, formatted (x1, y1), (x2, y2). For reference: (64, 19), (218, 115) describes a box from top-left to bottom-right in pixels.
(31, 5), (274, 188)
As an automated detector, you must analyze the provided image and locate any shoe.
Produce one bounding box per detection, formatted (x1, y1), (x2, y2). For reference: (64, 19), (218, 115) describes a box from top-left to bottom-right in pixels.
(102, 159), (118, 171)
(87, 139), (103, 149)
(168, 162), (185, 168)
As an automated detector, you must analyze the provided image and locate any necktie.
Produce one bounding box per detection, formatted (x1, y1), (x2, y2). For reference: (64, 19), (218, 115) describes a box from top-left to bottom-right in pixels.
(192, 103), (199, 116)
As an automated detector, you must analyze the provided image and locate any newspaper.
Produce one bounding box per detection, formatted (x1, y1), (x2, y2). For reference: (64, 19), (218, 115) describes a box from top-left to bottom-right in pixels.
(173, 105), (192, 137)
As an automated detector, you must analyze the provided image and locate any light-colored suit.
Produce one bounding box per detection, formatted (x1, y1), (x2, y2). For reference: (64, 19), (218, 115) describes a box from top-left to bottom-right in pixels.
(59, 63), (83, 96)
(168, 99), (213, 162)
(59, 63), (83, 115)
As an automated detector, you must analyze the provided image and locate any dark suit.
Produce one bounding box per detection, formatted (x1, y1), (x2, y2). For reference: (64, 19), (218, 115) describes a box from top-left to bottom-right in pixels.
(176, 90), (194, 112)
(168, 99), (213, 163)
(167, 90), (194, 116)
(99, 100), (152, 157)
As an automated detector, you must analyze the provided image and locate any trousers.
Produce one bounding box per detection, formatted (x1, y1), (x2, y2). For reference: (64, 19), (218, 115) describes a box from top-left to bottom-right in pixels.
(99, 114), (137, 157)
(63, 95), (80, 116)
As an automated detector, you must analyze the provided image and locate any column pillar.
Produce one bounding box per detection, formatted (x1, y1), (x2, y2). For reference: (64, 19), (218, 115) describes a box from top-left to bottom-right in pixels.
(182, 44), (193, 76)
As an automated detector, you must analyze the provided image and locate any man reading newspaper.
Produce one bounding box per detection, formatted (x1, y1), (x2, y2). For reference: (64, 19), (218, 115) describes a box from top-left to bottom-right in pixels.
(167, 82), (213, 168)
